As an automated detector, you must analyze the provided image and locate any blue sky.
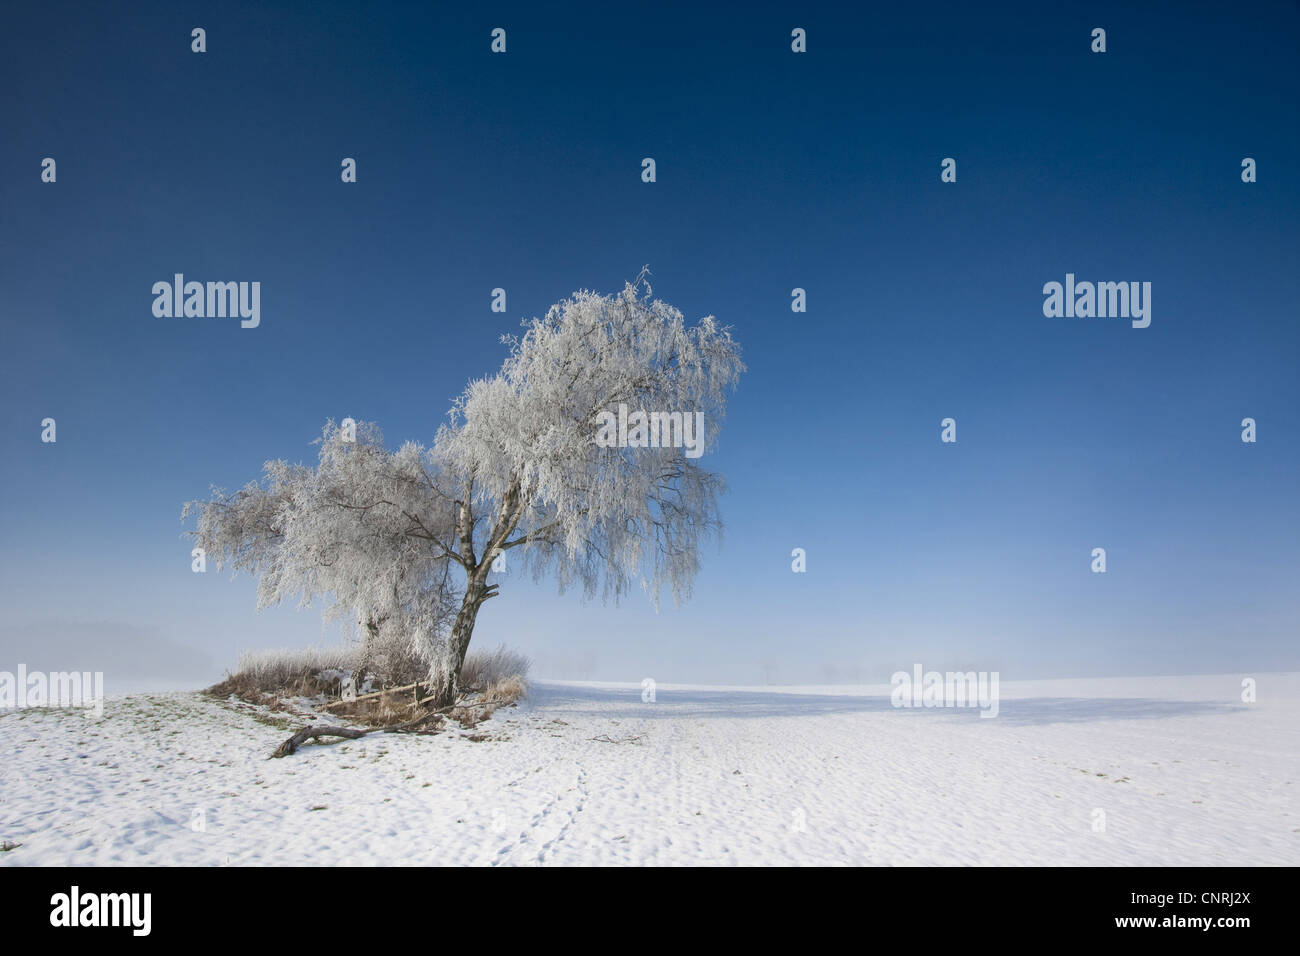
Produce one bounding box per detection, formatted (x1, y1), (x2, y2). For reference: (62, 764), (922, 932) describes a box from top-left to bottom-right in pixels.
(1, 1), (1297, 689)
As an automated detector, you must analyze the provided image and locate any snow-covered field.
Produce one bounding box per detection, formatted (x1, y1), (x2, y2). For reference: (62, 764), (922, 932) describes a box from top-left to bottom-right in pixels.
(2, 674), (1296, 866)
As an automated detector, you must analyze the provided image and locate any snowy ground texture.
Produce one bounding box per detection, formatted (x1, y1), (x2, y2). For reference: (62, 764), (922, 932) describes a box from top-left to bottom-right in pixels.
(2, 674), (1296, 866)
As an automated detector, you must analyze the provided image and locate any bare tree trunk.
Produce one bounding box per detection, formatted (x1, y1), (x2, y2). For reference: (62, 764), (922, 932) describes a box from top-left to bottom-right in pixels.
(354, 616), (381, 692)
(432, 478), (516, 706)
(431, 582), (490, 706)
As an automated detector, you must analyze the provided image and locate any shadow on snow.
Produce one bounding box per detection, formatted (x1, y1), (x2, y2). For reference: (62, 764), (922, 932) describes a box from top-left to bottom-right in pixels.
(529, 682), (1241, 726)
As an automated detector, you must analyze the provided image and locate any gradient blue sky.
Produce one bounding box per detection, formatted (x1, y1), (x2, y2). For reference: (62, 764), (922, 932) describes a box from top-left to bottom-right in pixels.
(2, 1), (1297, 689)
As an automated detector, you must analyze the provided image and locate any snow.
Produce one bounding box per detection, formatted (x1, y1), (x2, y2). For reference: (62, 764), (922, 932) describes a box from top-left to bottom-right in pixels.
(2, 674), (1296, 866)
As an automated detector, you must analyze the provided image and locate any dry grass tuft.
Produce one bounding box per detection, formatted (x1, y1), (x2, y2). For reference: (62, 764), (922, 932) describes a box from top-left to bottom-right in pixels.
(460, 644), (531, 692)
(483, 674), (529, 706)
(206, 645), (354, 703)
(207, 641), (531, 729)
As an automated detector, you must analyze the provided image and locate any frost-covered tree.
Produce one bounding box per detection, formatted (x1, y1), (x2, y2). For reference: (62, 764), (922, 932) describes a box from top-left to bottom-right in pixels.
(186, 273), (744, 705)
(183, 421), (460, 688)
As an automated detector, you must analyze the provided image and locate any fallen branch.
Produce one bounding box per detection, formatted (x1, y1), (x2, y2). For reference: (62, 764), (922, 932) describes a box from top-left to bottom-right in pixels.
(270, 697), (471, 758)
(271, 724), (371, 757)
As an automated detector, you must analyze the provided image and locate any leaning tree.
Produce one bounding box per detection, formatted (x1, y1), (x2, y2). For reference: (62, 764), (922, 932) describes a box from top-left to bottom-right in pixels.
(186, 273), (745, 706)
